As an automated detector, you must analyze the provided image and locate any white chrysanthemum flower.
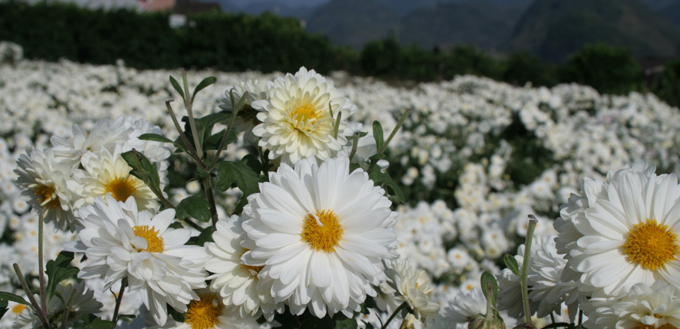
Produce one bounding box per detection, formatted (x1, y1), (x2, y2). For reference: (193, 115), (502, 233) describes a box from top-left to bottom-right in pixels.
(384, 259), (440, 319)
(442, 287), (486, 327)
(13, 281), (103, 329)
(556, 162), (680, 296)
(14, 149), (83, 231)
(241, 156), (398, 318)
(206, 215), (282, 321)
(161, 292), (269, 329)
(50, 116), (132, 165)
(67, 196), (208, 325)
(219, 80), (270, 144)
(583, 281), (680, 329)
(251, 67), (357, 165)
(78, 148), (158, 211)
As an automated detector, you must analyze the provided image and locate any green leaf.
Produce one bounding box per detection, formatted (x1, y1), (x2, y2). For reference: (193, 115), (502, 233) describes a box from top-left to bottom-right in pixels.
(0, 299), (7, 320)
(168, 305), (185, 322)
(45, 251), (79, 301)
(196, 226), (216, 246)
(121, 149), (162, 194)
(176, 195), (212, 222)
(480, 270), (499, 305)
(242, 153), (263, 174)
(203, 129), (238, 151)
(191, 76), (217, 103)
(367, 167), (405, 203)
(334, 317), (358, 329)
(215, 160), (263, 213)
(504, 254), (520, 277)
(79, 314), (116, 329)
(169, 75), (185, 100)
(0, 292), (31, 307)
(174, 112), (230, 153)
(372, 121), (384, 152)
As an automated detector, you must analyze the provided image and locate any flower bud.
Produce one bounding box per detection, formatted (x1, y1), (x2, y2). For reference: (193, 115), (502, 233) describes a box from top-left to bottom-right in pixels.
(468, 313), (506, 329)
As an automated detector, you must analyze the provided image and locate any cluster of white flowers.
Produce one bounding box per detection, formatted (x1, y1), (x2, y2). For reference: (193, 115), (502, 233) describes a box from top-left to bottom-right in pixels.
(2, 55), (680, 328)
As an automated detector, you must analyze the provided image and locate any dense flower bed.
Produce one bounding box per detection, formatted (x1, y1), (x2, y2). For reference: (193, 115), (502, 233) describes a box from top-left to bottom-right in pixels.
(2, 50), (680, 328)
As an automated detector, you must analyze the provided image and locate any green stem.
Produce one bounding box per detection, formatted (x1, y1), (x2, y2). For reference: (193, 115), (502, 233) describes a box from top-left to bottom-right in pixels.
(382, 302), (409, 329)
(38, 212), (47, 313)
(521, 216), (538, 325)
(166, 100), (205, 169)
(112, 277), (127, 324)
(202, 176), (219, 226)
(182, 217), (205, 232)
(13, 264), (50, 329)
(348, 132), (361, 162)
(208, 90), (246, 171)
(333, 111), (342, 139)
(367, 108), (411, 174)
(182, 71), (203, 159)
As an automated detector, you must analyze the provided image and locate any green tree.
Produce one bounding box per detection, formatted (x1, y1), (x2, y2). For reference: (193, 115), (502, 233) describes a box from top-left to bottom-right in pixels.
(560, 43), (643, 95)
(653, 57), (680, 108)
(502, 51), (558, 87)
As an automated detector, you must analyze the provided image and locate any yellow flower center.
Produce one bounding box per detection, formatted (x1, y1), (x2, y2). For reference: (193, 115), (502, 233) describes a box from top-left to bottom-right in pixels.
(34, 185), (60, 210)
(104, 176), (137, 202)
(301, 210), (343, 253)
(239, 248), (264, 275)
(623, 219), (679, 271)
(12, 304), (27, 314)
(185, 293), (222, 329)
(132, 225), (164, 253)
(292, 101), (319, 123)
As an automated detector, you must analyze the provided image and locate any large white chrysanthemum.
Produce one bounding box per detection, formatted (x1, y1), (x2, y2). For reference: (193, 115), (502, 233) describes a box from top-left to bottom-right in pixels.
(67, 196), (208, 325)
(161, 292), (270, 329)
(206, 215), (282, 321)
(556, 162), (680, 296)
(77, 147), (159, 211)
(583, 281), (680, 329)
(241, 156), (398, 318)
(14, 148), (84, 231)
(251, 67), (357, 165)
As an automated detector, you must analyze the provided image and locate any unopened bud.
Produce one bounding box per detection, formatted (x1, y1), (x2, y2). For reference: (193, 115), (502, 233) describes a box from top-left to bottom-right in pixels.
(468, 313), (506, 329)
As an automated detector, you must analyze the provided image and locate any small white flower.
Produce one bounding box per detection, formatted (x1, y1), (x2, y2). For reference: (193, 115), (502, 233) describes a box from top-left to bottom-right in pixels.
(384, 259), (440, 319)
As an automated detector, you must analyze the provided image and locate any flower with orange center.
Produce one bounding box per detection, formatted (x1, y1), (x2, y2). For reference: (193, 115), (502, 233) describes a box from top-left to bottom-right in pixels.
(169, 291), (265, 329)
(241, 156), (398, 318)
(251, 67), (357, 165)
(15, 148), (83, 231)
(69, 196), (208, 326)
(557, 162), (680, 297)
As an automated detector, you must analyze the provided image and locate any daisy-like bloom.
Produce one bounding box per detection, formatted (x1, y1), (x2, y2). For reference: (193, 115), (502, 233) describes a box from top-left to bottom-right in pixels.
(241, 156), (398, 318)
(384, 259), (440, 319)
(206, 215), (282, 321)
(442, 287), (486, 328)
(219, 80), (271, 144)
(13, 281), (103, 329)
(162, 291), (269, 329)
(582, 281), (680, 329)
(77, 147), (158, 211)
(14, 148), (83, 231)
(555, 162), (680, 296)
(67, 196), (208, 325)
(50, 116), (132, 165)
(251, 67), (357, 165)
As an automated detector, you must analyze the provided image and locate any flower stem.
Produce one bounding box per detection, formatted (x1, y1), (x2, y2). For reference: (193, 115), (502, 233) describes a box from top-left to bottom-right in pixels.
(60, 288), (78, 329)
(382, 302), (409, 329)
(333, 111), (342, 139)
(13, 264), (50, 328)
(112, 277), (127, 324)
(208, 90), (246, 171)
(38, 212), (47, 314)
(521, 215), (538, 325)
(367, 109), (411, 174)
(348, 132), (361, 162)
(166, 99), (205, 169)
(202, 176), (219, 225)
(182, 70), (203, 160)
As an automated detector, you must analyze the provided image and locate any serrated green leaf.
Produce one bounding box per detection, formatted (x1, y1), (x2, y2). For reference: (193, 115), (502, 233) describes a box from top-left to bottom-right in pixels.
(45, 251), (78, 301)
(367, 167), (405, 203)
(80, 314), (116, 329)
(480, 270), (499, 305)
(242, 154), (263, 174)
(169, 76), (185, 100)
(215, 161), (263, 213)
(191, 76), (217, 103)
(0, 292), (31, 307)
(196, 226), (216, 246)
(175, 112), (231, 153)
(121, 149), (162, 194)
(203, 129), (238, 151)
(176, 195), (212, 222)
(372, 121), (384, 152)
(504, 254), (520, 277)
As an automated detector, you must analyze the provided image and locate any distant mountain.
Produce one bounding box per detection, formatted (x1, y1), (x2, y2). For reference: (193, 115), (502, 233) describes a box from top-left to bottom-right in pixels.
(658, 0), (680, 25)
(306, 0), (400, 49)
(399, 1), (528, 52)
(508, 0), (680, 62)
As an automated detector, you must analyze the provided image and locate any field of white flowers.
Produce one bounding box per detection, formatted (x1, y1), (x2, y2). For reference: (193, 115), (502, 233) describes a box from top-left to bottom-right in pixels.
(2, 42), (680, 328)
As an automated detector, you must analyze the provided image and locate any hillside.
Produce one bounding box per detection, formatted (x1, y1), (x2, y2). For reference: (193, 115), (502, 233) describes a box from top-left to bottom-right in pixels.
(305, 0), (400, 50)
(399, 1), (526, 52)
(508, 0), (680, 62)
